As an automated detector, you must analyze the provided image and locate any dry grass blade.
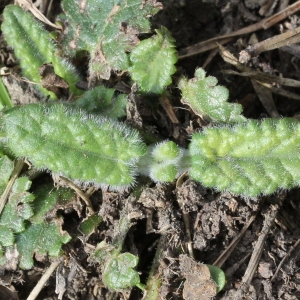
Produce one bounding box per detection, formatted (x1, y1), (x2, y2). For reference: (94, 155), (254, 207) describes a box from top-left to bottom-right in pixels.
(271, 238), (300, 282)
(240, 26), (300, 63)
(213, 214), (257, 268)
(16, 0), (61, 29)
(0, 158), (25, 215)
(26, 259), (62, 300)
(219, 45), (300, 109)
(242, 204), (281, 286)
(251, 80), (280, 118)
(178, 1), (300, 58)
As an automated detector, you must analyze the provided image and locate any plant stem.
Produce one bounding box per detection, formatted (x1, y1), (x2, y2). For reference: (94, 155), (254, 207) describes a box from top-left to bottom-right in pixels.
(143, 235), (168, 300)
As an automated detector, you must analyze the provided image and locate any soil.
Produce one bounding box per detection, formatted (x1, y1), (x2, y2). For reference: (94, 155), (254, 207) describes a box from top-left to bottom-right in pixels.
(1, 0), (300, 299)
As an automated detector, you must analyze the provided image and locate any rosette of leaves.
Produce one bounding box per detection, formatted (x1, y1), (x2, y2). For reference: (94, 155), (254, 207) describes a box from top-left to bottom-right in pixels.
(179, 68), (246, 123)
(60, 0), (162, 80)
(1, 5), (82, 99)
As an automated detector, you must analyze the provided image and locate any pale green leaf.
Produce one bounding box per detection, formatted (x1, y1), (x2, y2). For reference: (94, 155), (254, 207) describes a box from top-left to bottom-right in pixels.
(179, 68), (246, 123)
(129, 27), (178, 94)
(103, 253), (141, 291)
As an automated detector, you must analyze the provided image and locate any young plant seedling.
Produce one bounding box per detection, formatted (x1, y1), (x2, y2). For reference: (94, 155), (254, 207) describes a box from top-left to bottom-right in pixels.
(0, 102), (299, 198)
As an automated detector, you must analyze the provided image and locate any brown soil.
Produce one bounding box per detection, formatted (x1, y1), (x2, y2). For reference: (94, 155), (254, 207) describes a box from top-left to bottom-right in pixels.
(1, 1), (300, 299)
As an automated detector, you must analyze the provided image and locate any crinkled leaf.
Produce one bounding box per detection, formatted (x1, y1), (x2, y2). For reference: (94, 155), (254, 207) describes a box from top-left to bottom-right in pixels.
(129, 27), (177, 94)
(74, 86), (127, 118)
(16, 221), (71, 269)
(30, 184), (75, 224)
(1, 5), (82, 98)
(189, 118), (300, 197)
(179, 68), (246, 123)
(3, 103), (147, 189)
(103, 252), (141, 291)
(61, 0), (162, 79)
(0, 156), (14, 194)
(0, 178), (34, 247)
(11, 177), (32, 193)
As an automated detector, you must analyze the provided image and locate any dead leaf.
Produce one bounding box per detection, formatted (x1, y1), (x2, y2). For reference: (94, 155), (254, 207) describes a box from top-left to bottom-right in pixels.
(16, 0), (62, 29)
(39, 63), (69, 97)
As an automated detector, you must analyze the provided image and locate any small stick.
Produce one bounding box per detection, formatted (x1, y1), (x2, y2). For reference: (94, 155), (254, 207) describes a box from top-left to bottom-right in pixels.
(271, 237), (300, 282)
(242, 204), (281, 286)
(0, 158), (25, 215)
(239, 26), (300, 63)
(58, 176), (95, 215)
(178, 1), (300, 58)
(26, 259), (62, 300)
(213, 214), (257, 268)
(159, 95), (179, 124)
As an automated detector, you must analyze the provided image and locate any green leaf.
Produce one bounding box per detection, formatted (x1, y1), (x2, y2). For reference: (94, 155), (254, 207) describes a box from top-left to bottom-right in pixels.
(3, 103), (147, 189)
(207, 265), (226, 293)
(11, 177), (32, 193)
(16, 221), (71, 269)
(61, 0), (161, 79)
(190, 117), (300, 197)
(90, 241), (116, 264)
(129, 27), (178, 94)
(103, 252), (141, 291)
(30, 184), (75, 224)
(74, 86), (127, 118)
(0, 177), (34, 247)
(1, 5), (82, 98)
(179, 68), (246, 123)
(138, 141), (188, 182)
(0, 156), (14, 194)
(80, 214), (102, 235)
(0, 226), (14, 247)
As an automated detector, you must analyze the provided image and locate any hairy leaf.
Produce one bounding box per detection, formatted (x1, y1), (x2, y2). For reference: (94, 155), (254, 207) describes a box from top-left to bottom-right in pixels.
(16, 221), (71, 269)
(0, 177), (34, 247)
(0, 156), (14, 194)
(190, 118), (300, 197)
(138, 141), (188, 182)
(179, 68), (246, 123)
(1, 5), (82, 98)
(61, 0), (162, 79)
(3, 103), (147, 189)
(129, 27), (177, 94)
(74, 85), (127, 118)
